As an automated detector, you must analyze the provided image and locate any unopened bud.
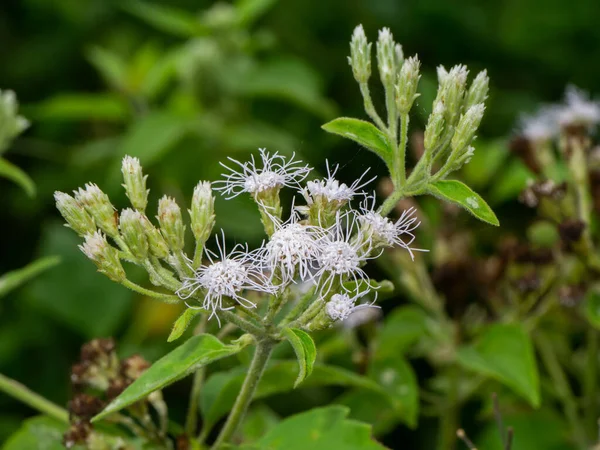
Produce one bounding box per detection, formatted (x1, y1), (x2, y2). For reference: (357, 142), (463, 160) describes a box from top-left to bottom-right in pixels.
(121, 156), (148, 211)
(139, 215), (170, 259)
(74, 183), (118, 237)
(436, 64), (469, 126)
(190, 181), (215, 245)
(348, 24), (372, 84)
(465, 70), (489, 110)
(424, 101), (446, 150)
(0, 90), (29, 153)
(119, 209), (149, 260)
(395, 55), (421, 113)
(157, 196), (185, 251)
(79, 231), (126, 282)
(451, 103), (485, 151)
(394, 43), (404, 68)
(54, 191), (96, 236)
(376, 27), (396, 86)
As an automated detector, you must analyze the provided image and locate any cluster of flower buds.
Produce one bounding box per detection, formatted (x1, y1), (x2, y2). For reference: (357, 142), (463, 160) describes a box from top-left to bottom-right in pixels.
(0, 89), (29, 154)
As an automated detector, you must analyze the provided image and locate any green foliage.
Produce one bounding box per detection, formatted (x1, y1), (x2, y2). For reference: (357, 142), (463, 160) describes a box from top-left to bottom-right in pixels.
(0, 158), (35, 197)
(2, 416), (67, 450)
(427, 180), (499, 226)
(168, 308), (201, 342)
(282, 328), (317, 387)
(0, 257), (60, 299)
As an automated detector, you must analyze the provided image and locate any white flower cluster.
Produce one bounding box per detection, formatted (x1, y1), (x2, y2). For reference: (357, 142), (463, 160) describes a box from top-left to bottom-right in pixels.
(518, 85), (600, 142)
(178, 150), (422, 326)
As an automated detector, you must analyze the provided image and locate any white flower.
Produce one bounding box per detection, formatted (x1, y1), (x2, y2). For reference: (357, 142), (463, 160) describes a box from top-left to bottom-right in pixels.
(357, 195), (422, 259)
(326, 291), (380, 323)
(343, 306), (382, 328)
(177, 232), (275, 323)
(518, 107), (558, 142)
(215, 148), (311, 199)
(258, 211), (324, 286)
(314, 211), (377, 297)
(557, 85), (600, 128)
(303, 162), (374, 204)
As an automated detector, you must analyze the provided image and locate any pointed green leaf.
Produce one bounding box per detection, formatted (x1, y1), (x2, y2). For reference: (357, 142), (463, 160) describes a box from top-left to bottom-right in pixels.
(167, 308), (201, 342)
(0, 157), (35, 197)
(282, 328), (316, 387)
(322, 117), (392, 166)
(457, 323), (540, 407)
(427, 179), (499, 226)
(93, 334), (249, 422)
(200, 361), (386, 432)
(245, 406), (387, 450)
(0, 256), (60, 299)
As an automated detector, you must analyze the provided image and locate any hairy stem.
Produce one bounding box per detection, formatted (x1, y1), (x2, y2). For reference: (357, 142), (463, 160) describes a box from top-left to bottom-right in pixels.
(211, 340), (275, 449)
(121, 279), (180, 303)
(221, 310), (268, 337)
(0, 373), (69, 423)
(395, 113), (409, 186)
(359, 82), (387, 130)
(187, 315), (208, 436)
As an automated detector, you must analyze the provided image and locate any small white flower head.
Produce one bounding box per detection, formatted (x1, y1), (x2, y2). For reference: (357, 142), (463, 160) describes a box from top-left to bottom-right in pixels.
(177, 231), (275, 323)
(518, 107), (559, 142)
(79, 231), (126, 282)
(259, 210), (324, 286)
(326, 291), (380, 324)
(557, 85), (600, 128)
(215, 148), (311, 199)
(357, 195), (422, 259)
(304, 162), (374, 206)
(315, 211), (377, 297)
(348, 24), (372, 83)
(74, 183), (118, 236)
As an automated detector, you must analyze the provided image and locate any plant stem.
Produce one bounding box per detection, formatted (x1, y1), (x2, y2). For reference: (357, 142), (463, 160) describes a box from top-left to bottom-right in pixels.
(279, 286), (316, 326)
(0, 373), (69, 423)
(121, 279), (181, 303)
(187, 315), (208, 436)
(221, 310), (268, 337)
(395, 113), (409, 186)
(585, 328), (598, 439)
(211, 340), (275, 449)
(359, 82), (387, 130)
(536, 333), (588, 449)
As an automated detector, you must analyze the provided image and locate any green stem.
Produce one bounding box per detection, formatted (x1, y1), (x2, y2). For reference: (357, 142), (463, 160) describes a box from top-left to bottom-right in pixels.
(121, 279), (181, 303)
(211, 340), (275, 449)
(0, 373), (69, 423)
(144, 259), (181, 292)
(585, 328), (598, 439)
(359, 82), (387, 131)
(396, 113), (409, 186)
(536, 333), (588, 449)
(187, 315), (208, 436)
(221, 310), (268, 337)
(279, 286), (316, 326)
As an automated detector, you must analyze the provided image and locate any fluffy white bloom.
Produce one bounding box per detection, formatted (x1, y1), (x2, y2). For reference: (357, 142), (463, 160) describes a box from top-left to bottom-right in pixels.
(556, 85), (600, 128)
(314, 212), (377, 297)
(303, 162), (374, 204)
(518, 107), (558, 142)
(177, 232), (275, 323)
(215, 148), (311, 199)
(256, 211), (324, 286)
(326, 291), (380, 323)
(357, 195), (422, 259)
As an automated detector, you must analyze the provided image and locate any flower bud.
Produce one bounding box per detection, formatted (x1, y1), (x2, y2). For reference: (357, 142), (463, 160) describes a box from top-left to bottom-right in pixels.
(451, 103), (485, 152)
(74, 183), (118, 237)
(436, 64), (469, 126)
(79, 231), (126, 282)
(376, 27), (396, 86)
(157, 196), (185, 252)
(395, 55), (421, 114)
(139, 216), (170, 259)
(119, 209), (149, 260)
(348, 24), (372, 84)
(394, 43), (404, 68)
(190, 181), (215, 245)
(424, 101), (446, 150)
(54, 191), (96, 236)
(121, 156), (148, 212)
(0, 90), (29, 153)
(464, 70), (489, 110)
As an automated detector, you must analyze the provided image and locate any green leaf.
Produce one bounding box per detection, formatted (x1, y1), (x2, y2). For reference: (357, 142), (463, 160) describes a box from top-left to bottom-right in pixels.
(584, 286), (600, 329)
(200, 361), (386, 432)
(240, 406), (387, 450)
(367, 357), (419, 428)
(322, 117), (392, 166)
(0, 157), (36, 197)
(374, 306), (428, 360)
(3, 416), (67, 450)
(235, 0), (278, 25)
(168, 308), (201, 342)
(335, 390), (398, 437)
(122, 1), (203, 37)
(460, 139), (509, 190)
(0, 256), (60, 299)
(93, 334), (249, 422)
(86, 47), (128, 91)
(239, 405), (280, 444)
(282, 328), (317, 387)
(489, 158), (534, 204)
(31, 93), (129, 122)
(427, 179), (499, 226)
(457, 323), (540, 407)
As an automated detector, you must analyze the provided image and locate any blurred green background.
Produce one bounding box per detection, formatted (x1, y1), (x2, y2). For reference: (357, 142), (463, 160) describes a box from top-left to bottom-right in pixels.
(1, 0), (600, 445)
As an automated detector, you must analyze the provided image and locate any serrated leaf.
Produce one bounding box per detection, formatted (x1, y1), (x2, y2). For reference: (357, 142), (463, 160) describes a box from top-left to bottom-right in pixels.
(200, 361), (386, 432)
(427, 179), (499, 226)
(168, 308), (201, 342)
(241, 406), (387, 450)
(0, 256), (60, 299)
(93, 334), (249, 422)
(457, 323), (540, 407)
(322, 117), (392, 166)
(0, 157), (35, 197)
(282, 328), (316, 387)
